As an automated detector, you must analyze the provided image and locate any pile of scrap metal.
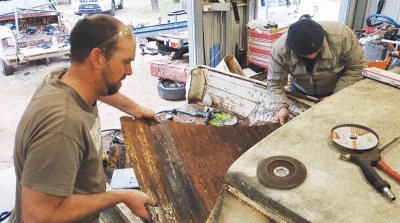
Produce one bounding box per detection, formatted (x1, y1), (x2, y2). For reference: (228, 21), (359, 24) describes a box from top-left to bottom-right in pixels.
(0, 0), (70, 47)
(0, 0), (76, 75)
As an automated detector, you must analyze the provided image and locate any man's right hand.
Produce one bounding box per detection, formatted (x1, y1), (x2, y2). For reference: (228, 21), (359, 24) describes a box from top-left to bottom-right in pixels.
(275, 107), (289, 125)
(122, 189), (159, 221)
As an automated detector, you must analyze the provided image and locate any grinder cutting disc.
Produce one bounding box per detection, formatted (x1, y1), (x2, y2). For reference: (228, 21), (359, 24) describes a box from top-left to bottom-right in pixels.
(257, 156), (307, 190)
(330, 124), (379, 151)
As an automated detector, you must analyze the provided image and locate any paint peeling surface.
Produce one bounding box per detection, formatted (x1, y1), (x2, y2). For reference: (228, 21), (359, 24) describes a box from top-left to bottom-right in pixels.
(150, 56), (190, 83)
(188, 66), (312, 125)
(120, 117), (280, 223)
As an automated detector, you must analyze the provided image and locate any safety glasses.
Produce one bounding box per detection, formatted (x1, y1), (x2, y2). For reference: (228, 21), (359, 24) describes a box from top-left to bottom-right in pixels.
(96, 26), (133, 48)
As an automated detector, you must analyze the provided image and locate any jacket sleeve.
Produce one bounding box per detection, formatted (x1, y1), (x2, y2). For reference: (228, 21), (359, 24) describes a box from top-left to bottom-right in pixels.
(334, 26), (367, 93)
(267, 44), (291, 110)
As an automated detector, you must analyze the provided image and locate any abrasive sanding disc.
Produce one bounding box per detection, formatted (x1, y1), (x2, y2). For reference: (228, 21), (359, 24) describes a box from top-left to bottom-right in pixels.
(330, 124), (379, 151)
(257, 156), (307, 190)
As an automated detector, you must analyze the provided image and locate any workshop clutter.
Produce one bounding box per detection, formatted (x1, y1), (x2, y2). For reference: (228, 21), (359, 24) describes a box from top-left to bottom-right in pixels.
(357, 14), (400, 71)
(215, 54), (246, 76)
(101, 129), (132, 184)
(246, 24), (288, 70)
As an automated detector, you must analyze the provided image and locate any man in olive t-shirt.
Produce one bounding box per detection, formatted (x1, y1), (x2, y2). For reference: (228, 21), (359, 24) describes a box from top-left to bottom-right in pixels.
(9, 14), (159, 223)
(13, 68), (106, 223)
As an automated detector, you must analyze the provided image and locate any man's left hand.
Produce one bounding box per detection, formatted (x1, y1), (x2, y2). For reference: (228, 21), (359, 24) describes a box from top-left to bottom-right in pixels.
(132, 106), (160, 122)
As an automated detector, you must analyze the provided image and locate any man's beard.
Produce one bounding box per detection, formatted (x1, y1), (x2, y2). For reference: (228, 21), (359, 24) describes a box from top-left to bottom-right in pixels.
(107, 83), (119, 95)
(101, 67), (123, 96)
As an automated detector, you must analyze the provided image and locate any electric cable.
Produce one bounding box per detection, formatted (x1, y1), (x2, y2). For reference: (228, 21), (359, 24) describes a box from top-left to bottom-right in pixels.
(156, 109), (191, 116)
(366, 14), (400, 28)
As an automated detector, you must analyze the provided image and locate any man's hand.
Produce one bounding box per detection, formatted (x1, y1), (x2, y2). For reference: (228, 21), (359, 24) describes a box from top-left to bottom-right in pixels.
(132, 106), (161, 122)
(275, 107), (289, 125)
(120, 189), (158, 222)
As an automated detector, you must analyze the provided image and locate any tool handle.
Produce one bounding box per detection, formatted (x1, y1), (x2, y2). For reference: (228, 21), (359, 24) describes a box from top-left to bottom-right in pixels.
(378, 159), (400, 184)
(204, 111), (213, 125)
(350, 154), (391, 192)
(232, 1), (240, 23)
(194, 110), (207, 117)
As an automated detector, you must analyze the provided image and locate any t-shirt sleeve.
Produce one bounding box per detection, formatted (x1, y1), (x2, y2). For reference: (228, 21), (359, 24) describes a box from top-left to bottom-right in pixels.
(21, 132), (83, 197)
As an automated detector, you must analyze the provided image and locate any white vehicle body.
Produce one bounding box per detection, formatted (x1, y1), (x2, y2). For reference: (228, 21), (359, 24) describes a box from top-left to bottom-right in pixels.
(260, 0), (318, 25)
(0, 26), (18, 66)
(71, 0), (123, 16)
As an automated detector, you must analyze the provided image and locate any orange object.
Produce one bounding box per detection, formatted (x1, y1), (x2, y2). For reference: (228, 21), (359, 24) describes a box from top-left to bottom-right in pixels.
(378, 159), (400, 184)
(367, 56), (392, 69)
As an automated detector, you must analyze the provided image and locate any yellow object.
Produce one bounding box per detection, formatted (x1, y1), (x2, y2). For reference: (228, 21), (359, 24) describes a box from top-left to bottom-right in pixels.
(210, 113), (234, 127)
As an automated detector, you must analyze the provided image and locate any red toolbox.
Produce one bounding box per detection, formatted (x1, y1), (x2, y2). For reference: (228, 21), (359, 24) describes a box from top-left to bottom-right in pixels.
(247, 27), (288, 70)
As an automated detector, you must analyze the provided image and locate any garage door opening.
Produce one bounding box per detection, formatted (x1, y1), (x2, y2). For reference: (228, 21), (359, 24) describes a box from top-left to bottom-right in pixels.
(258, 0), (341, 24)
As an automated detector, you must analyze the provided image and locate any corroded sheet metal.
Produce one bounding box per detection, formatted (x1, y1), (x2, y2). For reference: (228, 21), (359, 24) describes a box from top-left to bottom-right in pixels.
(120, 116), (280, 223)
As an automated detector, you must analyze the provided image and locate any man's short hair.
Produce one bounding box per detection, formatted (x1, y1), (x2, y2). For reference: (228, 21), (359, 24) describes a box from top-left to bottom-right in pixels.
(286, 19), (325, 56)
(69, 14), (123, 64)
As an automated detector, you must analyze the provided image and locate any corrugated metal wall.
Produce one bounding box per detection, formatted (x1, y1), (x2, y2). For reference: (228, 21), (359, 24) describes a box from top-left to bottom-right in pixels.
(201, 2), (248, 67)
(188, 0), (253, 69)
(374, 0), (400, 24)
(341, 0), (400, 29)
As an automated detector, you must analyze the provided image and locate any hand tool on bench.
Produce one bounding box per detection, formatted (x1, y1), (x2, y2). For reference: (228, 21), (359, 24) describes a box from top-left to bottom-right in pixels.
(331, 124), (400, 201)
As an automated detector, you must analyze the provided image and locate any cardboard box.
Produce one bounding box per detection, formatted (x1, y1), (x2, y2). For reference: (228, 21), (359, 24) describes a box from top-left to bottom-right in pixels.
(215, 54), (245, 76)
(362, 67), (400, 88)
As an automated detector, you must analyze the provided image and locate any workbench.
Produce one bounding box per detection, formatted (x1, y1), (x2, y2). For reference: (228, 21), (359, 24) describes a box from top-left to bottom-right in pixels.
(209, 78), (400, 222)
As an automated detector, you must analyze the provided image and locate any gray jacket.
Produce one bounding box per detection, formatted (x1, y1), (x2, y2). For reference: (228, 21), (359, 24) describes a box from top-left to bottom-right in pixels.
(267, 21), (367, 109)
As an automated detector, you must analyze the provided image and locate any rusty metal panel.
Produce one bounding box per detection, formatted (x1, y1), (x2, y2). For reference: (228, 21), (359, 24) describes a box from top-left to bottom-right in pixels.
(120, 117), (280, 223)
(150, 57), (190, 83)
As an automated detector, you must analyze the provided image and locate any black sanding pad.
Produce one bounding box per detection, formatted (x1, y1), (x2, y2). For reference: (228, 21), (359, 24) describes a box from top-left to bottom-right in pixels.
(257, 156), (307, 189)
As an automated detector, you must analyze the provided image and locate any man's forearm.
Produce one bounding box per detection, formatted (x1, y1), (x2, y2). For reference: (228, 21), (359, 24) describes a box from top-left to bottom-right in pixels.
(98, 92), (160, 121)
(51, 191), (125, 222)
(23, 188), (126, 223)
(266, 80), (290, 110)
(98, 92), (139, 116)
(23, 187), (156, 223)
